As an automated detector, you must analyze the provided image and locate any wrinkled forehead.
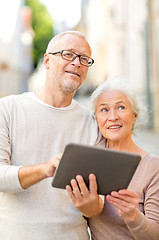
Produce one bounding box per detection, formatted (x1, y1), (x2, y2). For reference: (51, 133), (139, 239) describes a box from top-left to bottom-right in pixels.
(47, 33), (91, 56)
(97, 90), (133, 106)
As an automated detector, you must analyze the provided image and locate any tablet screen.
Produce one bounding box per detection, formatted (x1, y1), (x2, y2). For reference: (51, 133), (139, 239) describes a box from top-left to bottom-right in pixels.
(52, 143), (141, 195)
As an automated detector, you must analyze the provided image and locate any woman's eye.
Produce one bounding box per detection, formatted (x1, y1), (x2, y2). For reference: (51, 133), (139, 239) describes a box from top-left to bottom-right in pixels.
(102, 108), (108, 112)
(118, 106), (125, 110)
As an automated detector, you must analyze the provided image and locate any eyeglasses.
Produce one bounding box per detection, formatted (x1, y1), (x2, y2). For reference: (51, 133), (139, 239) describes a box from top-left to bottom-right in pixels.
(48, 50), (94, 67)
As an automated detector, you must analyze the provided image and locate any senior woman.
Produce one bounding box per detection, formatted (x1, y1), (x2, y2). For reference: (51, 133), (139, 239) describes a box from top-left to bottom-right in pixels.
(66, 78), (159, 240)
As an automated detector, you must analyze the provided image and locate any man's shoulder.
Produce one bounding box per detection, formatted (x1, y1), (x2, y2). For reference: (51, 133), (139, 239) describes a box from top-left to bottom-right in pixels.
(0, 92), (32, 111)
(0, 94), (17, 108)
(74, 100), (92, 115)
(0, 92), (28, 102)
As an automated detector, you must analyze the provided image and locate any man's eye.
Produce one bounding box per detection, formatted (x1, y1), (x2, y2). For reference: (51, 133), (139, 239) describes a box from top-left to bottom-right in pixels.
(81, 56), (89, 63)
(64, 52), (73, 57)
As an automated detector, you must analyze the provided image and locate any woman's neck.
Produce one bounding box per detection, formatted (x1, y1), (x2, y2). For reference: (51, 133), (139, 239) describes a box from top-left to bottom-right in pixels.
(107, 137), (147, 157)
(107, 138), (134, 151)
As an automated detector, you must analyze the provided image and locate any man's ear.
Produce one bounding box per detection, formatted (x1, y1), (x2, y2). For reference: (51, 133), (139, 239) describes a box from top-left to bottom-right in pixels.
(44, 53), (50, 69)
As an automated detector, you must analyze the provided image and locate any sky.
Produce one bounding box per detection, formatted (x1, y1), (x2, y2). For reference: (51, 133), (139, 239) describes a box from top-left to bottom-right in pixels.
(40, 0), (82, 29)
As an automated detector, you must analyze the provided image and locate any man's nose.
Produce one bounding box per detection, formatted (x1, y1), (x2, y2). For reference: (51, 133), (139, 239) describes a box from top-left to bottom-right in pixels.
(71, 56), (81, 66)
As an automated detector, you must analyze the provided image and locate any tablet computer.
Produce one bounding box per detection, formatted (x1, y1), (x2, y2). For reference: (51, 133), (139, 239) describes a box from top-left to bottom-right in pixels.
(52, 143), (141, 195)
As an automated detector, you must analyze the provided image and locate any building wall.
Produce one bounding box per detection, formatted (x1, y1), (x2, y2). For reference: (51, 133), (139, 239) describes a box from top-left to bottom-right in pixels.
(76, 0), (159, 132)
(0, 0), (34, 96)
(149, 0), (159, 132)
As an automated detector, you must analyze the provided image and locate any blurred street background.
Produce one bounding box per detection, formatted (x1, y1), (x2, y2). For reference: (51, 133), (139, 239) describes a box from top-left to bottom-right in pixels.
(76, 95), (159, 156)
(0, 0), (159, 155)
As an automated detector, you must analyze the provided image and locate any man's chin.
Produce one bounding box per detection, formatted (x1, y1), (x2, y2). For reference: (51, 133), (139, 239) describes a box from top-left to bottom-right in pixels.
(60, 80), (81, 94)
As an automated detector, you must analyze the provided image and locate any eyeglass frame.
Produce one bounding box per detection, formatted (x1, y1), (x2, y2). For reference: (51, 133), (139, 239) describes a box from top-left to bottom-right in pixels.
(48, 50), (94, 67)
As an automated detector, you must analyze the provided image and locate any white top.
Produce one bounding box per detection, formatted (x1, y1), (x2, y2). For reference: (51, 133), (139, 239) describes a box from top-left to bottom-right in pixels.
(0, 92), (99, 240)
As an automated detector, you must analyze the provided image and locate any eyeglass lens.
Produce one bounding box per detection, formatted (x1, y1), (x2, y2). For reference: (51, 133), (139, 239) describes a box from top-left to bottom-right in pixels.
(62, 50), (93, 66)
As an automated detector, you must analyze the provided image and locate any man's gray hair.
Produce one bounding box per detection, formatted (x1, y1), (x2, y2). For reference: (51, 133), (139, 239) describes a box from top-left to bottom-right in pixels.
(46, 31), (89, 53)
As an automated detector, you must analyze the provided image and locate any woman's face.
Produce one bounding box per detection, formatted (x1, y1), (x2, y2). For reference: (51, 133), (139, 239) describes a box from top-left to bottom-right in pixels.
(96, 90), (137, 143)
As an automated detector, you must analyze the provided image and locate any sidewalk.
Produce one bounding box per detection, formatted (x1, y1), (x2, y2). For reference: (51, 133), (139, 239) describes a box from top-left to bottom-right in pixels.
(76, 95), (159, 157)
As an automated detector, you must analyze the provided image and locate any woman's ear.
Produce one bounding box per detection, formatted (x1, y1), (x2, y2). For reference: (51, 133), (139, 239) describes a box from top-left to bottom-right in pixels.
(133, 113), (137, 124)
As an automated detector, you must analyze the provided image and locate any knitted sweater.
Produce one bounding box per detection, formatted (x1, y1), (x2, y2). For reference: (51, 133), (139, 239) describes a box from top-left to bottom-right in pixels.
(0, 92), (98, 240)
(89, 153), (159, 240)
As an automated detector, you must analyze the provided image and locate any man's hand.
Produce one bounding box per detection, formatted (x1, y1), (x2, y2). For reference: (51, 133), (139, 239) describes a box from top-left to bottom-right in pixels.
(43, 153), (62, 178)
(18, 154), (61, 189)
(106, 189), (139, 223)
(66, 174), (104, 218)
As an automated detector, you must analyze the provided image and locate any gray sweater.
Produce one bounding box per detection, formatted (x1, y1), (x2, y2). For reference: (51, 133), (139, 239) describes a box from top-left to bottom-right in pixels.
(0, 92), (98, 240)
(89, 153), (159, 240)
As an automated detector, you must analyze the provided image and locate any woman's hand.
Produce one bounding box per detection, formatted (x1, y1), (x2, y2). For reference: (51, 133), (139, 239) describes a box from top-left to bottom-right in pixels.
(106, 189), (139, 223)
(66, 173), (104, 218)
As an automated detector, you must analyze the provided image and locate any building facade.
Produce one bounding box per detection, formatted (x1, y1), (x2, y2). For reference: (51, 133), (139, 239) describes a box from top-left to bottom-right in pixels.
(76, 0), (159, 132)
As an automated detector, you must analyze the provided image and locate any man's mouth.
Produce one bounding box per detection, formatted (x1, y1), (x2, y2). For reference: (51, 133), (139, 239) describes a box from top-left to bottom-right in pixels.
(65, 71), (80, 77)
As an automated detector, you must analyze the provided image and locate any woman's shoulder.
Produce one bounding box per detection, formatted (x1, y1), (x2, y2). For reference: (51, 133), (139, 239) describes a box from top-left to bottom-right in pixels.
(141, 153), (159, 172)
(95, 136), (106, 148)
(142, 153), (159, 162)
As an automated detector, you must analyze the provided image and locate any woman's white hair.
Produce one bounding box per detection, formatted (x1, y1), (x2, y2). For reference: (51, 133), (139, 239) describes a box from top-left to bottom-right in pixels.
(91, 76), (148, 133)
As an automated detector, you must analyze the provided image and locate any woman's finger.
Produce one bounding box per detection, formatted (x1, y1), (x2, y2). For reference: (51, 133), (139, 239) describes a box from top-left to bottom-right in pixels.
(110, 190), (139, 205)
(89, 173), (98, 194)
(70, 178), (83, 199)
(66, 184), (76, 202)
(75, 175), (89, 197)
(118, 189), (138, 198)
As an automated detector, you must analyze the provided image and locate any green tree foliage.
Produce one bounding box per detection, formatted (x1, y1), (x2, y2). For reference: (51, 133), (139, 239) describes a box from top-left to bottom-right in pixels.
(25, 0), (54, 68)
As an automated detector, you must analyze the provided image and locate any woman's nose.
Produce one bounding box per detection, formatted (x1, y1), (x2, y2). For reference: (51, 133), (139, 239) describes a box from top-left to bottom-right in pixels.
(108, 109), (119, 120)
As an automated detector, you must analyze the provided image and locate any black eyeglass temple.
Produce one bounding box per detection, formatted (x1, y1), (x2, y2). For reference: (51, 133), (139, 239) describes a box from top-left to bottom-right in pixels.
(48, 51), (62, 55)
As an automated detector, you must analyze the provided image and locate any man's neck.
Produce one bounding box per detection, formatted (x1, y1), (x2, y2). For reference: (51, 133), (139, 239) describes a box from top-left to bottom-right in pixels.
(35, 87), (75, 108)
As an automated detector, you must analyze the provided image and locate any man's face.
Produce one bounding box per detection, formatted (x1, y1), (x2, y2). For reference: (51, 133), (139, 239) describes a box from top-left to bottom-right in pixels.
(44, 34), (92, 94)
